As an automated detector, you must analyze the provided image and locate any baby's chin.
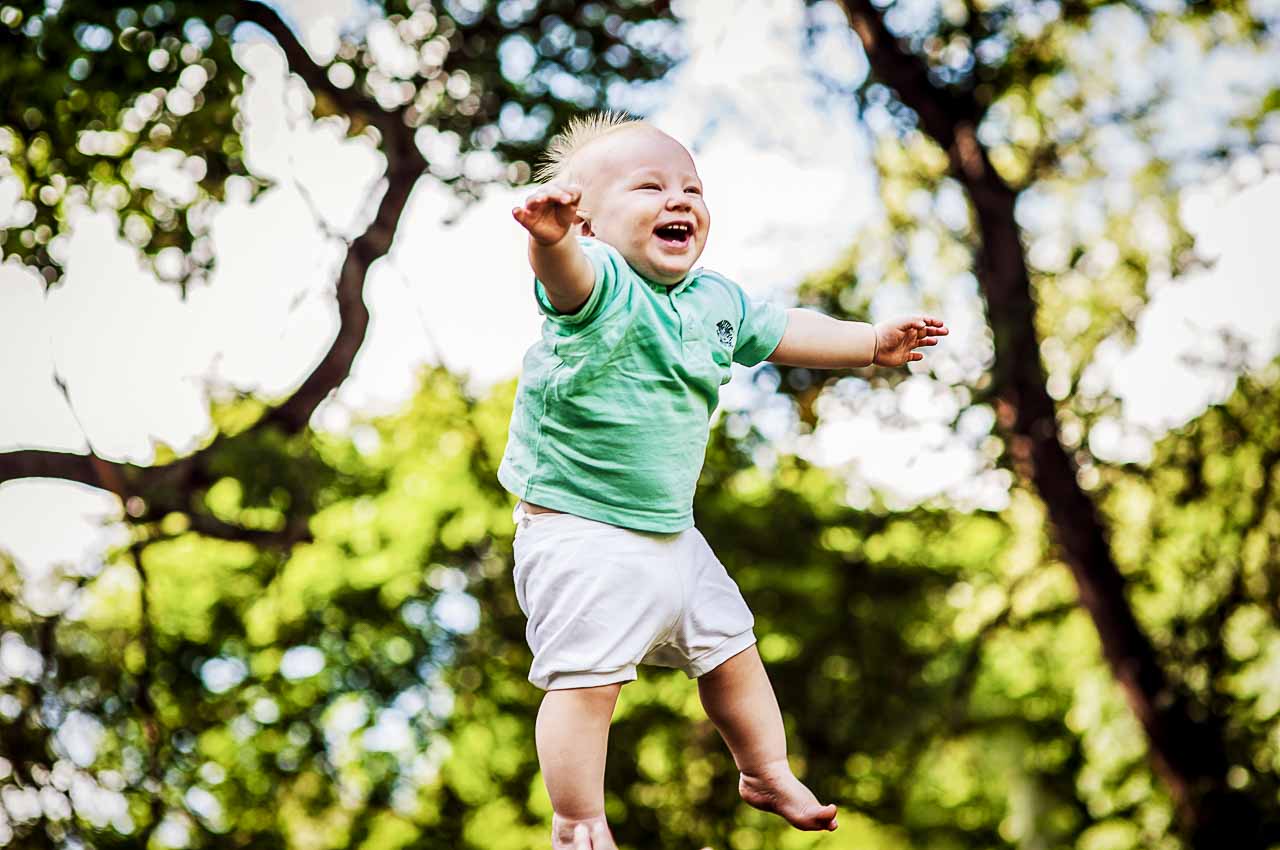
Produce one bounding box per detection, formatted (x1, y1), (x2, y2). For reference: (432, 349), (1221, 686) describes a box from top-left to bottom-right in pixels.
(632, 248), (702, 285)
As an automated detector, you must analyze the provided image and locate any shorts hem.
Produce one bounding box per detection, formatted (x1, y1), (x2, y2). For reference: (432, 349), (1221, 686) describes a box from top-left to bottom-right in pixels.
(535, 666), (638, 691)
(686, 629), (757, 679)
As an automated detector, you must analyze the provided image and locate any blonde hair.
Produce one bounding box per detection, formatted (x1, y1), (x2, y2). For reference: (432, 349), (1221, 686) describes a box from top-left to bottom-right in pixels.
(535, 111), (648, 183)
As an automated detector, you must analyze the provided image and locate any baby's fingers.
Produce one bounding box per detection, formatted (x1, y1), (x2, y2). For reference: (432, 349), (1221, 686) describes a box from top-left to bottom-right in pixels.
(522, 183), (581, 211)
(558, 183), (582, 206)
(511, 204), (542, 228)
(903, 316), (948, 333)
(520, 190), (559, 212)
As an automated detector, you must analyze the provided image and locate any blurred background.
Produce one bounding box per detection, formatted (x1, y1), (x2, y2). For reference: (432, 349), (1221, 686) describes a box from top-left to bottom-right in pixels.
(1, 0), (1279, 847)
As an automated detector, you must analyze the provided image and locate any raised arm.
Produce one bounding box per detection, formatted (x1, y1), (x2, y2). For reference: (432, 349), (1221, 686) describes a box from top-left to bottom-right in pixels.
(512, 183), (595, 314)
(766, 308), (948, 368)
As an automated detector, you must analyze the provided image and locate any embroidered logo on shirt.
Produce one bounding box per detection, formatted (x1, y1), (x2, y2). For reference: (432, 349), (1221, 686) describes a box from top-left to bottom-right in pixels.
(715, 320), (734, 348)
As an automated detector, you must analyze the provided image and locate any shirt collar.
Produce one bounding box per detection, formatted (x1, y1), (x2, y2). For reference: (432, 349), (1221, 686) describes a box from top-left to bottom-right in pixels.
(641, 267), (698, 296)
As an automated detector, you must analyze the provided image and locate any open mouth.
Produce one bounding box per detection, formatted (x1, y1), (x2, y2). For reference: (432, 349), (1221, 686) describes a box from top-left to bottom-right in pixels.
(654, 222), (693, 248)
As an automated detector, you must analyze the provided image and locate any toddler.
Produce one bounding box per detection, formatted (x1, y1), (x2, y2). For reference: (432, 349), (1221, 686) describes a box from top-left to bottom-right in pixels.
(499, 113), (947, 849)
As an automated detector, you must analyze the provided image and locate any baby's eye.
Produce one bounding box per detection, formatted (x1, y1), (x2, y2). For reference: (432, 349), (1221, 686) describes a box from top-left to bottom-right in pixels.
(636, 183), (661, 191)
(685, 186), (702, 195)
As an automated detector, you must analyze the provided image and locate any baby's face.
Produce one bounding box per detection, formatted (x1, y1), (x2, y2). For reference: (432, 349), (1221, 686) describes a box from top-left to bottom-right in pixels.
(573, 128), (709, 285)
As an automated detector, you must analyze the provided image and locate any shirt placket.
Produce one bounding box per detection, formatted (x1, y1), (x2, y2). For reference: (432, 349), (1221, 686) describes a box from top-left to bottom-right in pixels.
(667, 284), (689, 345)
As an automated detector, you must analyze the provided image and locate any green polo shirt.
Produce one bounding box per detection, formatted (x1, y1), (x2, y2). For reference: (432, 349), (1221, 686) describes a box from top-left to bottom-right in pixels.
(498, 237), (789, 532)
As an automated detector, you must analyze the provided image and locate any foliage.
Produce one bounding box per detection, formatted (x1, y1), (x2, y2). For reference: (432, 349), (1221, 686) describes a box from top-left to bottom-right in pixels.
(788, 0), (1280, 843)
(0, 369), (515, 848)
(1099, 366), (1280, 814)
(797, 0), (1279, 437)
(0, 0), (682, 844)
(0, 0), (679, 283)
(3, 0), (1280, 847)
(5, 362), (1277, 848)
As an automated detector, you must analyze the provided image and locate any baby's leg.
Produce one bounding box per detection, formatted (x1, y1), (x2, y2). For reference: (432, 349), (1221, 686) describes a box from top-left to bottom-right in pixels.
(537, 683), (622, 850)
(697, 646), (838, 831)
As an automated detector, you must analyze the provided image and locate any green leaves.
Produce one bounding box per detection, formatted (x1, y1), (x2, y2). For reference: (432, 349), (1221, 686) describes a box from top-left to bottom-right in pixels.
(5, 358), (1279, 847)
(0, 0), (681, 284)
(0, 1), (245, 282)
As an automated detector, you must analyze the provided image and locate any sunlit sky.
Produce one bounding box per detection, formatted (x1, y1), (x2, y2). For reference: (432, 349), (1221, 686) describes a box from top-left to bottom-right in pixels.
(1, 0), (1279, 590)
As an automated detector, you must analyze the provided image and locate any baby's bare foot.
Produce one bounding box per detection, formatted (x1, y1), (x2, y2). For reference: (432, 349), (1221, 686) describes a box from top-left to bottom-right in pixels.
(738, 760), (838, 831)
(553, 813), (617, 850)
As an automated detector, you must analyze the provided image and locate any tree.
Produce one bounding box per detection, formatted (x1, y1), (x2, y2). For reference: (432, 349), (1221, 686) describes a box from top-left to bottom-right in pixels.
(784, 0), (1280, 843)
(5, 0), (1280, 848)
(1, 0), (676, 472)
(0, 1), (677, 846)
(0, 369), (529, 848)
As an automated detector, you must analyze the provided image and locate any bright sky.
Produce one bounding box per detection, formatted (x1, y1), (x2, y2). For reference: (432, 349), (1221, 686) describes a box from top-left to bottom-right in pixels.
(1, 0), (1279, 593)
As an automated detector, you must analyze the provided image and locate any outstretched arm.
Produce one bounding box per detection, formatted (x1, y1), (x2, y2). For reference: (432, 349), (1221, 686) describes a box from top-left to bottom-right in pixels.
(766, 308), (948, 368)
(512, 183), (595, 314)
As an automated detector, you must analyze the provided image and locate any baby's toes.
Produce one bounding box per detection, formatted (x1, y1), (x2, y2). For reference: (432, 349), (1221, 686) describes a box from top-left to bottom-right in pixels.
(804, 802), (838, 831)
(552, 814), (616, 850)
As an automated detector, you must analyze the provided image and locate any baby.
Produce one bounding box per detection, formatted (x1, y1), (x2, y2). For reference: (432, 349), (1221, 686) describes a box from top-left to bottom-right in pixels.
(499, 113), (946, 849)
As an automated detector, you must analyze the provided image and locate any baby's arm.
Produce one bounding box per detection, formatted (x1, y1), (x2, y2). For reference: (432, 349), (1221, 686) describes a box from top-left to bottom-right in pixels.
(766, 309), (948, 368)
(511, 184), (594, 314)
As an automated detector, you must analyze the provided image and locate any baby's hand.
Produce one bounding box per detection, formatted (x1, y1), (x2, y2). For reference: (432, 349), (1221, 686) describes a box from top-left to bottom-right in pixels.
(874, 316), (948, 366)
(512, 183), (582, 246)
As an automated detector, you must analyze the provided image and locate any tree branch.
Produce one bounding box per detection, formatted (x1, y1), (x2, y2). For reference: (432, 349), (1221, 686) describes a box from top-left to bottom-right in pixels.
(837, 0), (982, 159)
(182, 512), (313, 548)
(0, 449), (129, 494)
(233, 0), (406, 145)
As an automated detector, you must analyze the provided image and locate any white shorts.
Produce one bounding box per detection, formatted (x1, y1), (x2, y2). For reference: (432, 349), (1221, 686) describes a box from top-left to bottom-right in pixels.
(511, 503), (756, 691)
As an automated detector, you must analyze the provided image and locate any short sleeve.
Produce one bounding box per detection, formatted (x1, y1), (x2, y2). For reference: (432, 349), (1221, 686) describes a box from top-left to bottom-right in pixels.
(533, 238), (627, 327)
(731, 286), (789, 366)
